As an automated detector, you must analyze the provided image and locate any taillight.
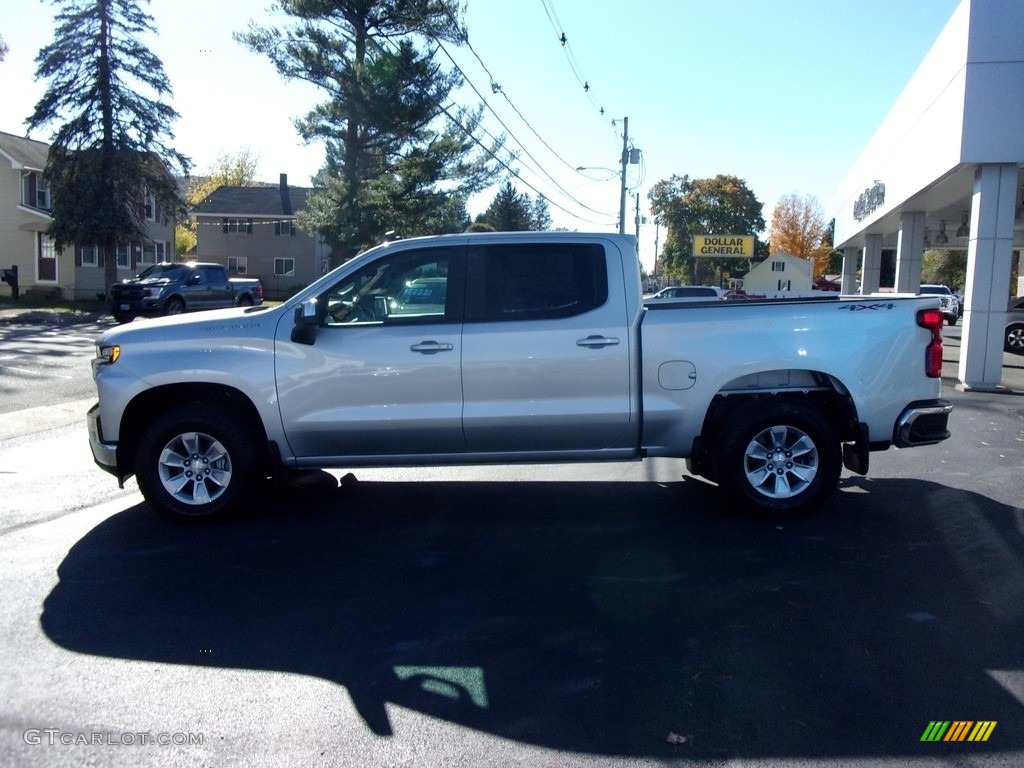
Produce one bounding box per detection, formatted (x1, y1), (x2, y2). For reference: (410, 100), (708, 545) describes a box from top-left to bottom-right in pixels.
(917, 308), (944, 378)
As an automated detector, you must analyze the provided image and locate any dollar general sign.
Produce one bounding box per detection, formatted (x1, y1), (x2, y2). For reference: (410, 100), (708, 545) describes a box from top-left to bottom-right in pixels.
(692, 235), (755, 258)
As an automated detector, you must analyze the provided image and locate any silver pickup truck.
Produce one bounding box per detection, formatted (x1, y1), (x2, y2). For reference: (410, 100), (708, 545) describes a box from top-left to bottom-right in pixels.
(88, 232), (951, 521)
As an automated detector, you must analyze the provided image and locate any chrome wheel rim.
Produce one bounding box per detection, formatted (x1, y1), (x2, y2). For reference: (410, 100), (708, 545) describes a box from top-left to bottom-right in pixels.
(743, 424), (818, 499)
(157, 431), (232, 506)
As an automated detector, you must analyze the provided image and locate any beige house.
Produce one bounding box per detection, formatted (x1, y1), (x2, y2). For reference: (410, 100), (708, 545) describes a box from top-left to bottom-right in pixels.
(743, 252), (813, 295)
(193, 174), (329, 299)
(0, 131), (71, 298)
(0, 130), (176, 301)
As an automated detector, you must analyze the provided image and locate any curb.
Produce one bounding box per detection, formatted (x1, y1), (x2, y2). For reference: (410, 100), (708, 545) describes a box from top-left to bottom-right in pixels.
(0, 309), (112, 327)
(0, 398), (96, 441)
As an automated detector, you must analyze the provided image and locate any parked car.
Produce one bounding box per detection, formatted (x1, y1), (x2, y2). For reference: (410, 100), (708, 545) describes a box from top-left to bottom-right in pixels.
(1006, 297), (1024, 353)
(648, 285), (727, 301)
(110, 262), (263, 323)
(919, 284), (959, 325)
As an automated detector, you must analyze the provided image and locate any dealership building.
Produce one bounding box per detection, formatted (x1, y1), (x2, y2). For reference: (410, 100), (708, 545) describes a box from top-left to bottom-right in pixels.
(834, 0), (1023, 390)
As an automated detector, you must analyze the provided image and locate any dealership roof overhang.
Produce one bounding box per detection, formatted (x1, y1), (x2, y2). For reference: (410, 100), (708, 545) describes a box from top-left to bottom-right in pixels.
(832, 0), (1024, 390)
(834, 0), (1024, 252)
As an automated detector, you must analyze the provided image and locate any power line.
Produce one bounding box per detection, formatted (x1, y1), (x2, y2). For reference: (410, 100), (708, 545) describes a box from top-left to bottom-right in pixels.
(437, 102), (615, 227)
(538, 0), (613, 122)
(407, 22), (616, 220)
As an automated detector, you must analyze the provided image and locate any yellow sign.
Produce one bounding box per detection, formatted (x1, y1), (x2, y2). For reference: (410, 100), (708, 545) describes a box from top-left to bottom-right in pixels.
(692, 235), (755, 258)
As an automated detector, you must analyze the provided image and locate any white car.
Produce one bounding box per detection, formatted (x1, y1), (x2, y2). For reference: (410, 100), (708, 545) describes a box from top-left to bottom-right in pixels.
(648, 285), (727, 301)
(1007, 297), (1024, 353)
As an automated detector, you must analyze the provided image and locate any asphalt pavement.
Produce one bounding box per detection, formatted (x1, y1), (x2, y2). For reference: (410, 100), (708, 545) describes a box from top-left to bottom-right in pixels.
(2, 310), (1024, 767)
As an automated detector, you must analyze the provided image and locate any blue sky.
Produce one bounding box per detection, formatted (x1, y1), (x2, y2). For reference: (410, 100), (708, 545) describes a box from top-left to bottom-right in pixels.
(2, 0), (961, 269)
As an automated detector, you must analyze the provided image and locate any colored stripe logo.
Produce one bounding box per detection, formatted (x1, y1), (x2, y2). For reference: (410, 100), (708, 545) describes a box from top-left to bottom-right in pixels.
(921, 721), (997, 742)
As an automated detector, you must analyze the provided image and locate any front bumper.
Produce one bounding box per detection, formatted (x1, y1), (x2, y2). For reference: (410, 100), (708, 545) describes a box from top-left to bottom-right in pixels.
(111, 298), (164, 315)
(894, 399), (953, 447)
(87, 403), (120, 476)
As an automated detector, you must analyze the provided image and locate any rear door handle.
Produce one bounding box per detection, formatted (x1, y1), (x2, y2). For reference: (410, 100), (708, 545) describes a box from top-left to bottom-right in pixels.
(576, 335), (620, 348)
(410, 341), (454, 354)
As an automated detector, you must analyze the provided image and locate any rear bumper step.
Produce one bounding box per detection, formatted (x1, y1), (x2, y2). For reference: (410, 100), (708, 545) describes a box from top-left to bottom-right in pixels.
(894, 400), (953, 447)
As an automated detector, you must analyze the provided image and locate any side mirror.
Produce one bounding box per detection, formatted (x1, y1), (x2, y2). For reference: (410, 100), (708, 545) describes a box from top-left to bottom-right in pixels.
(189, 274), (203, 285)
(291, 298), (318, 345)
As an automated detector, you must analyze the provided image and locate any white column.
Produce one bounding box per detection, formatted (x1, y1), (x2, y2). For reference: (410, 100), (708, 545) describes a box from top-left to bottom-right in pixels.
(895, 212), (925, 293)
(958, 164), (1017, 389)
(841, 247), (859, 294)
(860, 234), (882, 294)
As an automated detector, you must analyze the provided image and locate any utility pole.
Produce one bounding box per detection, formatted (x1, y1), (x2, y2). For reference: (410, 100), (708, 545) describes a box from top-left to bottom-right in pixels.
(618, 116), (629, 234)
(635, 193), (642, 239)
(654, 219), (661, 281)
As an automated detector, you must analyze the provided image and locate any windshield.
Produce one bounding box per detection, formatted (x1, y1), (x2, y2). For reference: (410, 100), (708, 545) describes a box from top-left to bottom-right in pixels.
(137, 264), (189, 281)
(920, 285), (951, 295)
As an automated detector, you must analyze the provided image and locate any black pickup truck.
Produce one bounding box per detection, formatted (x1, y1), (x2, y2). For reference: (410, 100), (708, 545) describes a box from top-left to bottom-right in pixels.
(110, 262), (263, 323)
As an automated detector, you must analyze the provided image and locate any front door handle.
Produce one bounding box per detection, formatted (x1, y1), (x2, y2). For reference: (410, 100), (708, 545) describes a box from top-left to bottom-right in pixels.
(410, 341), (454, 354)
(576, 335), (620, 348)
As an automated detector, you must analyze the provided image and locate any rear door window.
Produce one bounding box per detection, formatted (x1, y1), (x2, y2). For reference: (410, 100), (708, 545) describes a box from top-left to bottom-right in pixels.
(465, 243), (607, 322)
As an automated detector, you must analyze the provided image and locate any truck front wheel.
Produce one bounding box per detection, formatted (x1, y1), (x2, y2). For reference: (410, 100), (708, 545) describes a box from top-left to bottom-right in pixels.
(713, 400), (841, 517)
(135, 404), (257, 522)
(164, 297), (185, 315)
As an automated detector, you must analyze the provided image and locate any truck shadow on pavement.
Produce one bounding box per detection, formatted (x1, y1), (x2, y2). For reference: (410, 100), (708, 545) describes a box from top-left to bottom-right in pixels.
(42, 475), (1024, 760)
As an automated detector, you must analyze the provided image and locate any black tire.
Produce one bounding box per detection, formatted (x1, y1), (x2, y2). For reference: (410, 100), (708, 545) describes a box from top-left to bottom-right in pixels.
(1006, 323), (1024, 354)
(113, 312), (134, 324)
(712, 400), (841, 518)
(946, 315), (957, 326)
(135, 404), (258, 522)
(164, 297), (185, 315)
(238, 294), (254, 307)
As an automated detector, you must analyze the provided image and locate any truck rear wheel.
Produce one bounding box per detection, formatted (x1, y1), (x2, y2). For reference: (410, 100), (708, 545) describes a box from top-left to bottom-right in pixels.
(135, 404), (257, 522)
(713, 400), (841, 517)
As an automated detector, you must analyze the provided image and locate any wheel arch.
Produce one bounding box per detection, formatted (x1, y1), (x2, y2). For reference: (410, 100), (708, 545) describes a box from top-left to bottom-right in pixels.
(116, 383), (270, 479)
(689, 369), (861, 479)
(164, 293), (187, 311)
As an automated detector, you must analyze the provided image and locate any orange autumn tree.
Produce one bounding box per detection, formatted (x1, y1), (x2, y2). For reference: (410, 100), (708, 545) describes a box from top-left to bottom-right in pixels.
(769, 194), (832, 280)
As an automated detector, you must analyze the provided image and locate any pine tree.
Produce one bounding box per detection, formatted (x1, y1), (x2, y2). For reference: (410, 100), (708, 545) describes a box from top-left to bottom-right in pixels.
(477, 181), (533, 231)
(530, 195), (552, 231)
(237, 0), (501, 262)
(27, 0), (189, 294)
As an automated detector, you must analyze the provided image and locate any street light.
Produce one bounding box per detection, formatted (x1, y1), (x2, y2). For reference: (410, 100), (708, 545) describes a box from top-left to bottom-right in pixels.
(575, 166), (618, 179)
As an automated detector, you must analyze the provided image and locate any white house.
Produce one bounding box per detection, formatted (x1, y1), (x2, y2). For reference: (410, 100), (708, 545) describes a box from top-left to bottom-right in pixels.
(743, 253), (812, 295)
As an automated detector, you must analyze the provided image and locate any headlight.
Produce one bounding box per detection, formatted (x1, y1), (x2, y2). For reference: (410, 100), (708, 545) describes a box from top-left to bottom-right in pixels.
(96, 344), (121, 365)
